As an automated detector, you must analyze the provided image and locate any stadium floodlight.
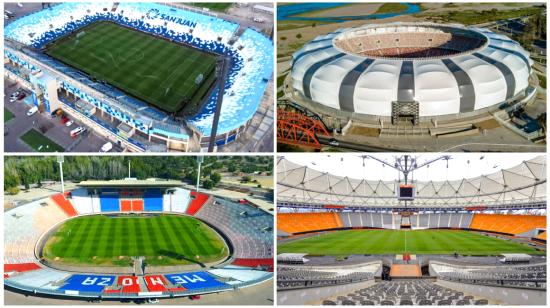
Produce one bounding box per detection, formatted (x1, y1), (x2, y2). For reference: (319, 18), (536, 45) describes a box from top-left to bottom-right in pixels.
(208, 56), (230, 152)
(57, 156), (65, 194)
(196, 156), (204, 192)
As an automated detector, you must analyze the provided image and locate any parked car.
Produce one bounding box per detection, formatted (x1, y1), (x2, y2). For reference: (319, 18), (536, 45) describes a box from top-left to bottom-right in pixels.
(26, 106), (38, 116)
(328, 138), (340, 146)
(70, 126), (86, 137)
(17, 93), (26, 100)
(100, 142), (113, 152)
(65, 120), (74, 127)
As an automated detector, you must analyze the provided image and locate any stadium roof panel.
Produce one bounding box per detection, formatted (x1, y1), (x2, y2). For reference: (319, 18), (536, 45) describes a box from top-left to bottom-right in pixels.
(78, 179), (182, 188)
(277, 156), (546, 208)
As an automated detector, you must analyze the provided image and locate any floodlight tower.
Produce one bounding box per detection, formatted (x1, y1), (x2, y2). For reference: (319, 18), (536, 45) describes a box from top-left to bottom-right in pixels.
(208, 56), (230, 152)
(57, 156), (65, 193)
(196, 156), (204, 192)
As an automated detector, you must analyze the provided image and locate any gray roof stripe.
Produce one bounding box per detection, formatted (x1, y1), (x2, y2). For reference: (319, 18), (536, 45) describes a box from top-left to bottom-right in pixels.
(441, 58), (476, 112)
(293, 45), (333, 65)
(489, 44), (532, 73)
(473, 52), (515, 99)
(397, 61), (415, 102)
(338, 58), (375, 112)
(303, 53), (346, 99)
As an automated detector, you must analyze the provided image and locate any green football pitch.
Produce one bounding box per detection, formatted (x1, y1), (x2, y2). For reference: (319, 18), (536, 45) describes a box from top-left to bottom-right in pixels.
(45, 21), (216, 113)
(42, 215), (228, 266)
(278, 229), (544, 256)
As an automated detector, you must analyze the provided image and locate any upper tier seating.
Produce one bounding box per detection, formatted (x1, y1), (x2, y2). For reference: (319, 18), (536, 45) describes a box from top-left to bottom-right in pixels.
(470, 214), (546, 235)
(195, 198), (273, 259)
(339, 212), (401, 230)
(535, 231), (546, 241)
(278, 213), (344, 234)
(410, 213), (473, 229)
(278, 267), (374, 290)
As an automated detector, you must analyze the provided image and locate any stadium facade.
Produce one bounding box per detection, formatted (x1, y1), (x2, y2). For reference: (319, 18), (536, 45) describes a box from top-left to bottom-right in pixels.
(4, 3), (273, 151)
(5, 179), (274, 299)
(288, 22), (535, 128)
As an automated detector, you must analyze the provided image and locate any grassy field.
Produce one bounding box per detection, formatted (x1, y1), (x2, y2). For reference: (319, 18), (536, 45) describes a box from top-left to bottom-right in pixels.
(4, 108), (14, 122)
(374, 3), (410, 14)
(46, 21), (216, 113)
(190, 3), (233, 12)
(422, 7), (544, 25)
(278, 229), (544, 256)
(43, 215), (228, 266)
(20, 129), (64, 152)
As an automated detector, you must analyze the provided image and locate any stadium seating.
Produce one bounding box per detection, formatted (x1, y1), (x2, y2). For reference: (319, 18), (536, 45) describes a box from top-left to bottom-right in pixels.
(195, 198), (273, 259)
(4, 263), (42, 277)
(278, 213), (343, 234)
(51, 193), (78, 217)
(163, 187), (191, 213)
(339, 212), (401, 230)
(535, 231), (546, 241)
(277, 266), (375, 290)
(186, 191), (210, 215)
(117, 276), (141, 293)
(99, 190), (120, 212)
(470, 214), (546, 235)
(144, 275), (168, 292)
(143, 188), (163, 211)
(8, 268), (73, 290)
(5, 200), (69, 264)
(431, 262), (546, 290)
(321, 280), (490, 305)
(232, 258), (274, 271)
(410, 213), (473, 229)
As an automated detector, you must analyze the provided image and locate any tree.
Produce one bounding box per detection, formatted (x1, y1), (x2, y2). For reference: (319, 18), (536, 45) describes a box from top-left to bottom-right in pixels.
(227, 164), (237, 172)
(202, 179), (214, 190)
(241, 175), (252, 183)
(210, 172), (221, 185)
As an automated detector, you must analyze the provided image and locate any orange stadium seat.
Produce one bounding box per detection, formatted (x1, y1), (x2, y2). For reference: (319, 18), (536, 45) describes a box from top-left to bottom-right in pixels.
(120, 200), (132, 212)
(536, 231), (546, 241)
(132, 199), (144, 211)
(277, 212), (343, 234)
(51, 194), (78, 217)
(470, 214), (546, 235)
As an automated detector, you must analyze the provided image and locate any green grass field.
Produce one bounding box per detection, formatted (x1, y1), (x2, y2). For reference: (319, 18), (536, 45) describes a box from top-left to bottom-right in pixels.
(43, 215), (228, 266)
(191, 3), (233, 12)
(4, 108), (15, 122)
(278, 230), (544, 256)
(45, 21), (216, 113)
(20, 129), (64, 152)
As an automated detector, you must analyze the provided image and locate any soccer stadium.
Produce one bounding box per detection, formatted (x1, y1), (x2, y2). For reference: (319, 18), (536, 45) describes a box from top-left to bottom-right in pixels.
(276, 154), (546, 305)
(4, 2), (274, 152)
(289, 22), (534, 127)
(4, 158), (274, 304)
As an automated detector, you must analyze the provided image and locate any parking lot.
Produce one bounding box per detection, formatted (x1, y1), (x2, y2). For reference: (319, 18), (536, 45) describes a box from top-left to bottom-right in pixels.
(4, 79), (116, 152)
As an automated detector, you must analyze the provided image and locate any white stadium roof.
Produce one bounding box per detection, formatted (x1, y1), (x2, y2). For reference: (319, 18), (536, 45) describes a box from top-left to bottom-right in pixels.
(290, 22), (533, 118)
(277, 156), (546, 209)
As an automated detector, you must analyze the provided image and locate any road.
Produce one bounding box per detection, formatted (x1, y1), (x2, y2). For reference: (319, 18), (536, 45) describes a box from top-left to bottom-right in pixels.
(318, 136), (398, 152)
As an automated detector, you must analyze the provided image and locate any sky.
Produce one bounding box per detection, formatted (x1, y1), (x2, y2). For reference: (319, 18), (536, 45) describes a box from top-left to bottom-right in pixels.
(281, 153), (543, 182)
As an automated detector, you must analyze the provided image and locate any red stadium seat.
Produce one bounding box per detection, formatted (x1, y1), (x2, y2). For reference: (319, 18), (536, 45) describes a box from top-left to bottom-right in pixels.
(120, 200), (132, 212)
(4, 263), (41, 273)
(144, 275), (168, 292)
(232, 258), (274, 271)
(186, 192), (209, 215)
(117, 276), (140, 293)
(132, 200), (144, 211)
(51, 194), (78, 217)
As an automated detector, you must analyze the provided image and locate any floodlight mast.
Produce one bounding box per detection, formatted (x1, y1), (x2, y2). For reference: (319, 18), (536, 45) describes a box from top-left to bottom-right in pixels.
(361, 155), (450, 209)
(196, 156), (204, 192)
(57, 156), (65, 194)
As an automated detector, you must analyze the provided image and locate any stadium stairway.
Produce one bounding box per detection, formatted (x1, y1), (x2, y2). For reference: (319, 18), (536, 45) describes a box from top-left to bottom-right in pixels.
(51, 194), (78, 217)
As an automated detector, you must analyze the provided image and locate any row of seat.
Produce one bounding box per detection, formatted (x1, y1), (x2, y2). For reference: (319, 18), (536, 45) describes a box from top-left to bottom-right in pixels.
(322, 280), (489, 306)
